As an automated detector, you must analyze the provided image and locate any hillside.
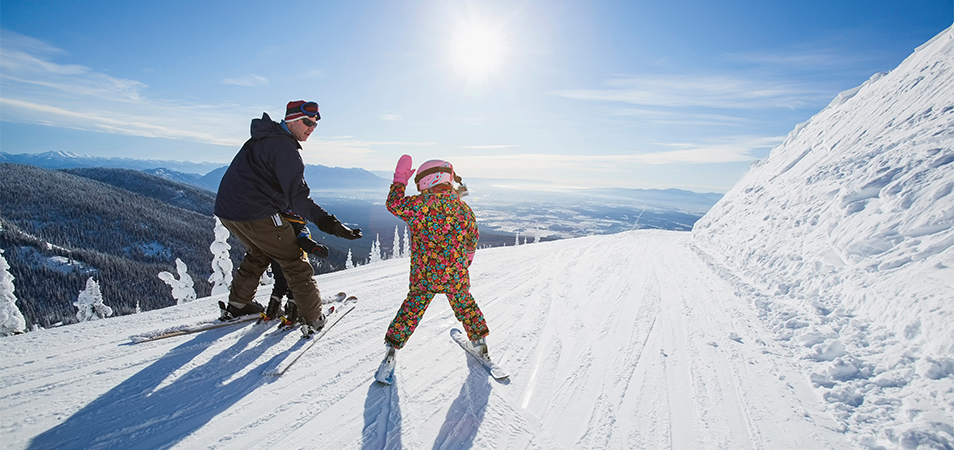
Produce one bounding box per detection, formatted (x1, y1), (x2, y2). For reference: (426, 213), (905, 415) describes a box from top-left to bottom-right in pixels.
(0, 163), (246, 327)
(693, 26), (954, 448)
(63, 167), (218, 216)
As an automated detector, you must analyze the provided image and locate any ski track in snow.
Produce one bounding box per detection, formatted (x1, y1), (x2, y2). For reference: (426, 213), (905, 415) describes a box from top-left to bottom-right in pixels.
(0, 230), (852, 450)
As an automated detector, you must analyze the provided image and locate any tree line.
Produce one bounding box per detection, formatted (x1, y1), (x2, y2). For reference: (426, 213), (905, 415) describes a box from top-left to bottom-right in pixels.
(0, 163), (248, 328)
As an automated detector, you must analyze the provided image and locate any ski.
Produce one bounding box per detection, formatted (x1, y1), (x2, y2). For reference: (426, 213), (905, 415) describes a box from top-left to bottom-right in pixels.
(323, 292), (348, 304)
(450, 328), (509, 380)
(130, 313), (263, 343)
(264, 296), (358, 376)
(131, 293), (353, 344)
(264, 292), (350, 335)
(374, 346), (397, 385)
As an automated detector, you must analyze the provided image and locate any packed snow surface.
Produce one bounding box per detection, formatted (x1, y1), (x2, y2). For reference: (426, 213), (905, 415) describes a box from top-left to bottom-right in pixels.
(1, 231), (851, 450)
(2, 25), (953, 450)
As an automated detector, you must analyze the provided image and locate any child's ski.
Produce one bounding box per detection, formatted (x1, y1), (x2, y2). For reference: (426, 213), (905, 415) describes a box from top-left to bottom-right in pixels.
(374, 345), (397, 385)
(450, 328), (509, 381)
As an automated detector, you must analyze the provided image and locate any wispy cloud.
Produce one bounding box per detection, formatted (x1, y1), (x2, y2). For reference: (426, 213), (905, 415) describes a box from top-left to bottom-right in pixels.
(724, 38), (876, 70)
(379, 113), (402, 121)
(453, 134), (780, 169)
(462, 144), (519, 149)
(302, 138), (437, 167)
(222, 74), (270, 87)
(551, 74), (830, 110)
(0, 29), (247, 146)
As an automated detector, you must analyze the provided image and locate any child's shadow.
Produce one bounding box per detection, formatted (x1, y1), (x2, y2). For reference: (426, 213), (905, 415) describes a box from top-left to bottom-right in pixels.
(362, 376), (403, 450)
(431, 358), (492, 450)
(28, 325), (279, 450)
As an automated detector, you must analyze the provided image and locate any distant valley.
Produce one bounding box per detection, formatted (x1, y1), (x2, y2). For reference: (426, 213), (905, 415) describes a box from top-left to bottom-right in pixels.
(0, 152), (722, 327)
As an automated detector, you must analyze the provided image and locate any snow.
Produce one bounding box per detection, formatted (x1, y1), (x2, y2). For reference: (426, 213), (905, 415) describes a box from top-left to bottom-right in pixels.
(692, 26), (954, 449)
(0, 232), (851, 449)
(1, 26), (952, 450)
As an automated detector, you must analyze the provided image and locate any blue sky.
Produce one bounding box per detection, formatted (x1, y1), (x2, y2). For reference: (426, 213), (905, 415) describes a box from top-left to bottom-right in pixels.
(1, 0), (950, 192)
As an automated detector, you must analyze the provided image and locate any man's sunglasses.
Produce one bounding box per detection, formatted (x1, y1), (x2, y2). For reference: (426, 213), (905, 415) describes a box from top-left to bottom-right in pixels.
(288, 101), (320, 119)
(302, 118), (318, 128)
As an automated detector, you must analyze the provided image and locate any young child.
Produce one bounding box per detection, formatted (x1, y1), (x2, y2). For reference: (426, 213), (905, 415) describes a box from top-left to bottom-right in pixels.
(375, 155), (488, 383)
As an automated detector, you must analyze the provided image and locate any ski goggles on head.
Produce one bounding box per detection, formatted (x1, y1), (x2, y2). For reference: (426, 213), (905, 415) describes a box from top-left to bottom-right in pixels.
(414, 165), (455, 184)
(287, 101), (320, 119)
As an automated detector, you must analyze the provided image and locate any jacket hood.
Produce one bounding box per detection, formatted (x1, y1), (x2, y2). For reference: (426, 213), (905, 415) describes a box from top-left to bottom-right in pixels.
(249, 112), (291, 140)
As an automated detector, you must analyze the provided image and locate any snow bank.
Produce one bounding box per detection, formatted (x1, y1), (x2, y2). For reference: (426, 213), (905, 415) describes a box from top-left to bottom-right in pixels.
(693, 26), (954, 449)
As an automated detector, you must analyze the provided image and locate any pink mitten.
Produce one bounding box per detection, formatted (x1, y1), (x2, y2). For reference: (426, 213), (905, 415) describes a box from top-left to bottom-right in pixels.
(393, 154), (415, 185)
(466, 251), (475, 267)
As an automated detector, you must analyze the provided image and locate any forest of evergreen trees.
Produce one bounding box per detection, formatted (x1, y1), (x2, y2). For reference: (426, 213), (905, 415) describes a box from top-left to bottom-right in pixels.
(0, 163), (251, 328)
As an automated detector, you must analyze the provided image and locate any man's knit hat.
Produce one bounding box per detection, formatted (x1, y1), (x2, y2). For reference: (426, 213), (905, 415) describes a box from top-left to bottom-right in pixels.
(285, 100), (320, 122)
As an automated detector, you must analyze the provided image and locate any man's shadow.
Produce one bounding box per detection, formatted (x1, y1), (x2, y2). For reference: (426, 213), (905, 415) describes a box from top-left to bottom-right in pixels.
(28, 324), (281, 450)
(431, 358), (492, 450)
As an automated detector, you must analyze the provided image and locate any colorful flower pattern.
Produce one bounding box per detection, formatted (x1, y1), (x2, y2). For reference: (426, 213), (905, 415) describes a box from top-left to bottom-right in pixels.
(384, 183), (488, 348)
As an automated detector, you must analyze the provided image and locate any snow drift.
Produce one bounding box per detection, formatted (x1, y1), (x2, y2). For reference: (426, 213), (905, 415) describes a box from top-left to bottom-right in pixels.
(693, 26), (954, 448)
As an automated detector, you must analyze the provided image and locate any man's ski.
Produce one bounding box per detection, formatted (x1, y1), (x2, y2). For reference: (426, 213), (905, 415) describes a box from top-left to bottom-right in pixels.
(265, 292), (351, 335)
(264, 296), (358, 376)
(450, 328), (509, 380)
(130, 313), (262, 343)
(323, 292), (348, 304)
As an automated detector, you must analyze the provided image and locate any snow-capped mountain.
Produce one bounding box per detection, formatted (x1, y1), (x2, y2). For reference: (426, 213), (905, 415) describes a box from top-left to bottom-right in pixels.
(0, 151), (223, 175)
(1, 26), (952, 450)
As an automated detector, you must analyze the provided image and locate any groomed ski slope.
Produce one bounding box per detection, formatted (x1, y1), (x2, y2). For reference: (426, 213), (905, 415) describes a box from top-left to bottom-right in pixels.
(0, 230), (850, 450)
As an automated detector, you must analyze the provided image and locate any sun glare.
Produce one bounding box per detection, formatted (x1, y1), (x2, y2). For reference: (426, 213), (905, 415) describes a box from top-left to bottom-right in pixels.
(449, 16), (508, 86)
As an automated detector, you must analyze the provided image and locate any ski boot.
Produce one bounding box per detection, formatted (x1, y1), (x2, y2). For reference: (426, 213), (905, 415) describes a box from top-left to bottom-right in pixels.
(220, 300), (264, 321)
(375, 344), (398, 385)
(300, 311), (326, 338)
(280, 300), (299, 328)
(471, 337), (489, 360)
(265, 295), (283, 321)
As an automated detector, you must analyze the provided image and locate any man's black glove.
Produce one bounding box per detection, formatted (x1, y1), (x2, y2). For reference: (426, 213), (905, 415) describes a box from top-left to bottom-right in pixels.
(297, 235), (330, 258)
(316, 215), (363, 240)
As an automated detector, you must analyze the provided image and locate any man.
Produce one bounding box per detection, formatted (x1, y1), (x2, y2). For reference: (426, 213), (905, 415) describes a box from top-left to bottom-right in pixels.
(214, 100), (362, 336)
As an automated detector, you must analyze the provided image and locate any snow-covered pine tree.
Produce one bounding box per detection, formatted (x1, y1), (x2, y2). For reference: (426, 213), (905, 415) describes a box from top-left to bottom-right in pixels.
(208, 217), (233, 296)
(74, 278), (113, 322)
(369, 234), (383, 264)
(515, 232), (520, 246)
(345, 249), (354, 269)
(392, 226), (401, 259)
(402, 227), (410, 258)
(158, 258), (197, 305)
(0, 237), (27, 336)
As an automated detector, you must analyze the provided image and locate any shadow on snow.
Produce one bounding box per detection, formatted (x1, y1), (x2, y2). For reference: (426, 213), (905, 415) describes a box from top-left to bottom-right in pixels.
(362, 376), (403, 450)
(432, 357), (492, 449)
(28, 324), (280, 450)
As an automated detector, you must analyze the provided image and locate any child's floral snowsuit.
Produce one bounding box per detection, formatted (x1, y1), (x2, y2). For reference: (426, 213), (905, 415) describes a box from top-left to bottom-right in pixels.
(384, 183), (488, 349)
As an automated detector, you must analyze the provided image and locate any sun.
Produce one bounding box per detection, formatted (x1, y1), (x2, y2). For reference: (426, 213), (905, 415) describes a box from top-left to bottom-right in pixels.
(448, 16), (509, 86)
